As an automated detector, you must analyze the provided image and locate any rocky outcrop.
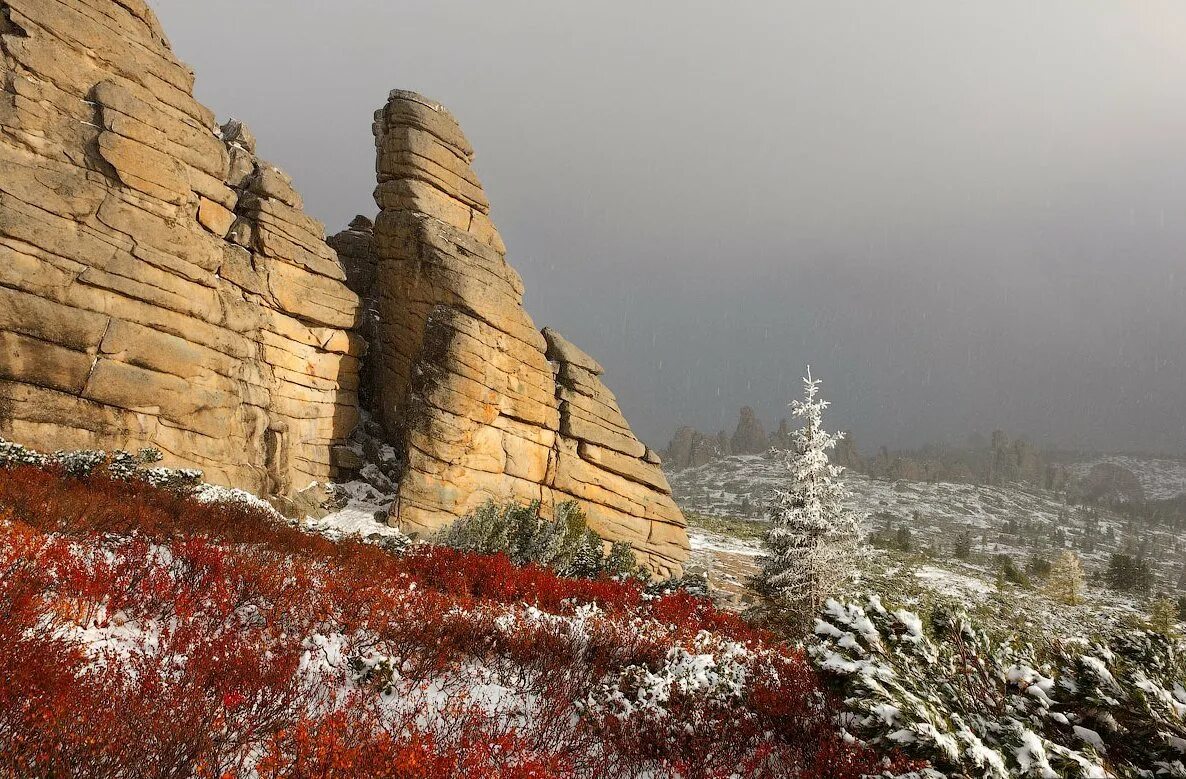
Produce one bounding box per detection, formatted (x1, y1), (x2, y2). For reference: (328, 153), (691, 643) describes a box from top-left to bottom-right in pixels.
(769, 418), (793, 451)
(327, 216), (379, 414)
(832, 432), (863, 470)
(0, 0), (362, 505)
(365, 91), (687, 575)
(663, 426), (731, 470)
(0, 3), (688, 575)
(730, 406), (769, 455)
(1072, 463), (1143, 504)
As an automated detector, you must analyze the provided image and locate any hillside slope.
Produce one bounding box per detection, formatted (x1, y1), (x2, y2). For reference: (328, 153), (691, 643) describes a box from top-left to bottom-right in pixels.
(0, 455), (918, 778)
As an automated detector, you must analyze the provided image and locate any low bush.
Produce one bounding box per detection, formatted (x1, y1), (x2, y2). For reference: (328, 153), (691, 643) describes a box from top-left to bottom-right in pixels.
(439, 499), (639, 579)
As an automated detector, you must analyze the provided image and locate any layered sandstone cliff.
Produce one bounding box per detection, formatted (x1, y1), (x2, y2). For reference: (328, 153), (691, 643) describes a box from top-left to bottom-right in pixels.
(0, 1), (687, 575)
(366, 91), (688, 575)
(0, 0), (362, 505)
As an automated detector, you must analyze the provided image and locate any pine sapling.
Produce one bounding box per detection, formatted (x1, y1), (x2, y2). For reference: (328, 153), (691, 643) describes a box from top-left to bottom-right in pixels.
(753, 368), (865, 627)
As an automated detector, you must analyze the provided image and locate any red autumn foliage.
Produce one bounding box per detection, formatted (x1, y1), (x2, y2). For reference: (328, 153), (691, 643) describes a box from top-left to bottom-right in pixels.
(0, 463), (924, 778)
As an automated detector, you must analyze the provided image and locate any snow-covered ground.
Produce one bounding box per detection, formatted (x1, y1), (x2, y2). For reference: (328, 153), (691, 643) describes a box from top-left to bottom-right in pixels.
(669, 455), (1180, 584)
(301, 481), (408, 546)
(669, 455), (1181, 635)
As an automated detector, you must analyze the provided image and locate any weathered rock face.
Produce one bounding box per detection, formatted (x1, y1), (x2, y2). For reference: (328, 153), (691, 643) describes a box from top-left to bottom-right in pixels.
(0, 0), (362, 504)
(367, 91), (688, 576)
(327, 216), (379, 414)
(0, 3), (688, 574)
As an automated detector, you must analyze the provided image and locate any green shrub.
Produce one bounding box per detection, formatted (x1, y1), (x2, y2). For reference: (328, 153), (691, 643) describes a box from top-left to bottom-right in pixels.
(994, 553), (1030, 587)
(438, 500), (638, 579)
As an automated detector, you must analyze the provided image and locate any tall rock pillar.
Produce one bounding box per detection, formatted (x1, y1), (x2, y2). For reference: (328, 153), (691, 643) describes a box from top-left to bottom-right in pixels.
(370, 91), (688, 576)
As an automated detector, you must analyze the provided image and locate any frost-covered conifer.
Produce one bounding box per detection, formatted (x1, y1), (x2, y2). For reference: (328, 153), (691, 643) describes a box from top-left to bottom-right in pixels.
(753, 368), (864, 624)
(1044, 550), (1087, 606)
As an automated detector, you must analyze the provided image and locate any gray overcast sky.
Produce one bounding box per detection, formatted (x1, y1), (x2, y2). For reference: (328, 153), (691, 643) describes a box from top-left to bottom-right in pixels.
(153, 1), (1186, 454)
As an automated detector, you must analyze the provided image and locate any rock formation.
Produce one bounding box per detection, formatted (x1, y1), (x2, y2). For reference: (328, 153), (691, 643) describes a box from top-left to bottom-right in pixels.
(832, 432), (863, 470)
(663, 426), (731, 470)
(1072, 463), (1143, 504)
(364, 91), (687, 575)
(0, 0), (362, 507)
(327, 216), (379, 413)
(769, 418), (794, 451)
(730, 406), (769, 455)
(0, 2), (688, 574)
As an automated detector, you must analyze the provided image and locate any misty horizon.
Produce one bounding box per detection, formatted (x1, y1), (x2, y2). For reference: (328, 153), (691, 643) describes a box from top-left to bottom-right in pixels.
(153, 0), (1186, 456)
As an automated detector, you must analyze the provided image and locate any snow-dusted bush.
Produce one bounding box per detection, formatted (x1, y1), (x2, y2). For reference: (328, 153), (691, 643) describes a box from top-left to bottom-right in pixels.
(0, 439), (48, 468)
(439, 499), (638, 579)
(587, 630), (752, 724)
(811, 594), (1186, 777)
(138, 466), (203, 492)
(0, 438), (202, 490)
(191, 482), (284, 519)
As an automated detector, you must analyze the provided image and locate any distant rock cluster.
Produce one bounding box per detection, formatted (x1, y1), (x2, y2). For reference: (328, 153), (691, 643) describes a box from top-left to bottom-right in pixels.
(0, 1), (686, 575)
(664, 406), (793, 469)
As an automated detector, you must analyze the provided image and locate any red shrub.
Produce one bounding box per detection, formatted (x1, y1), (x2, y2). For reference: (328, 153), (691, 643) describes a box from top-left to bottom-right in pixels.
(0, 465), (924, 777)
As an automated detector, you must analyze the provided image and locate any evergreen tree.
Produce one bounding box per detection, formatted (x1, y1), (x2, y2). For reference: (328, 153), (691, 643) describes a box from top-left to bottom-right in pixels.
(1026, 554), (1052, 578)
(753, 368), (864, 625)
(1106, 552), (1153, 594)
(1149, 596), (1180, 637)
(1045, 550), (1086, 606)
(952, 529), (972, 559)
(994, 554), (1028, 587)
(894, 525), (912, 552)
(812, 597), (1186, 777)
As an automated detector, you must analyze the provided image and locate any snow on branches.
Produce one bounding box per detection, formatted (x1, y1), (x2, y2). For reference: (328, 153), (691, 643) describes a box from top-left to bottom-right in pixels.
(754, 368), (865, 625)
(811, 595), (1186, 778)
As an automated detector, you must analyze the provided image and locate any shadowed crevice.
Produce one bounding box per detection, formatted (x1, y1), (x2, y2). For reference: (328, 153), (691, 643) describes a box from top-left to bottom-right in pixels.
(0, 4), (26, 39)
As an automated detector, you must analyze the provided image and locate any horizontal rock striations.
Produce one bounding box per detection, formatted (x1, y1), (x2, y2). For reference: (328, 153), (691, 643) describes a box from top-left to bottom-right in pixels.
(0, 0), (688, 574)
(368, 91), (688, 575)
(0, 0), (362, 505)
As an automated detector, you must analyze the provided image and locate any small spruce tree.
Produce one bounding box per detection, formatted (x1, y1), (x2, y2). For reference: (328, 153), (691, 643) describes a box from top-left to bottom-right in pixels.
(1149, 596), (1180, 637)
(753, 368), (864, 626)
(1045, 550), (1086, 606)
(1106, 552), (1153, 594)
(952, 529), (972, 559)
(894, 525), (913, 552)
